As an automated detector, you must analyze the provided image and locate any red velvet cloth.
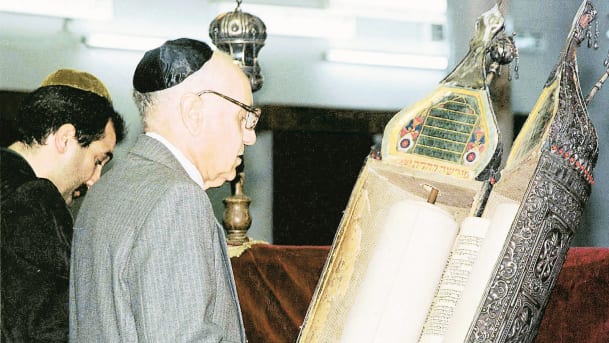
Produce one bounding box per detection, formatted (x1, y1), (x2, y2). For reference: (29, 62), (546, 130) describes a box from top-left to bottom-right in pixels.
(231, 245), (609, 343)
(536, 247), (609, 343)
(230, 244), (330, 343)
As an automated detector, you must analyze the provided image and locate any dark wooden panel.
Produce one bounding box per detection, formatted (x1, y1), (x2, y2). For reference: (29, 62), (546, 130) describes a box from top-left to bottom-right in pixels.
(272, 130), (375, 245)
(0, 90), (28, 147)
(269, 105), (395, 245)
(258, 105), (395, 133)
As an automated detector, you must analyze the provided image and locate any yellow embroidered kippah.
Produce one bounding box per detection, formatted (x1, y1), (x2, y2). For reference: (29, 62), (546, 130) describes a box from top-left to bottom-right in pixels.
(41, 69), (112, 103)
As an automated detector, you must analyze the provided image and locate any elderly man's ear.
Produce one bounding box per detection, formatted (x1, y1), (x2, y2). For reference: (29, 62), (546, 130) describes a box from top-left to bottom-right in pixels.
(180, 93), (204, 136)
(53, 123), (77, 153)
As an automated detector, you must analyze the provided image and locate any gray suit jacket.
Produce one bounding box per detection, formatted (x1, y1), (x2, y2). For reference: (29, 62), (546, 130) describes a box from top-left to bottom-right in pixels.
(69, 135), (246, 342)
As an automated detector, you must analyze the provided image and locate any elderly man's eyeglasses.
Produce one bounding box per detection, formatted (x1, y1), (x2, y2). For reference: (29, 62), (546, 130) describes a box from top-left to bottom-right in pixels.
(197, 90), (261, 130)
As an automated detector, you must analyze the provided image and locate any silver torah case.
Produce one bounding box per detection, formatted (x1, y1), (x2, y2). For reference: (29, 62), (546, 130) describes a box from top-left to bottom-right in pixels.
(465, 1), (599, 342)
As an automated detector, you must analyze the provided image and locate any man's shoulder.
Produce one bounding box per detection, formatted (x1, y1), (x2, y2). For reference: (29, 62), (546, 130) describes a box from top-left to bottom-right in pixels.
(1, 148), (38, 193)
(2, 174), (72, 244)
(2, 172), (63, 210)
(1, 149), (67, 219)
(77, 158), (204, 220)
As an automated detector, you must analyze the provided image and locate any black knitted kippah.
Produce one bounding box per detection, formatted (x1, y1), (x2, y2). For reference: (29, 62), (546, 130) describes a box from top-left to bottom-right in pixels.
(132, 38), (213, 93)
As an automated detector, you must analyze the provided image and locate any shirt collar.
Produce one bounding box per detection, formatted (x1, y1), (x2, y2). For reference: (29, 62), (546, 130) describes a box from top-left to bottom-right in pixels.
(145, 132), (204, 189)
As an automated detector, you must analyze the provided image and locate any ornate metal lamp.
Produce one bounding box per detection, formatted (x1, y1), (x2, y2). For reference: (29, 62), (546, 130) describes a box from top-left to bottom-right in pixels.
(210, 0), (266, 246)
(209, 0), (267, 92)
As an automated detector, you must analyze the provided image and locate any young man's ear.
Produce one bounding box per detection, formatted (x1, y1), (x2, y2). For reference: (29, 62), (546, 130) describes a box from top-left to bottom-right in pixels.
(53, 124), (77, 153)
(180, 93), (204, 136)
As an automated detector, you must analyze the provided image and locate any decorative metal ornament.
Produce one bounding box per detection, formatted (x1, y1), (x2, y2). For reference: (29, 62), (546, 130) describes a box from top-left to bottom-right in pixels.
(487, 31), (519, 81)
(209, 0), (267, 92)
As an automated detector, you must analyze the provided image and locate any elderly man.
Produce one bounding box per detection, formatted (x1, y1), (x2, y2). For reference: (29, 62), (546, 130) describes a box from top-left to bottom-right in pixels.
(70, 38), (258, 342)
(1, 69), (126, 341)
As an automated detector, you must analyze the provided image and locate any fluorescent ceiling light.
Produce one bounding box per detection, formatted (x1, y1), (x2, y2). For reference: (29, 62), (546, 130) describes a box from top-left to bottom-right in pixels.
(83, 33), (167, 51)
(513, 32), (544, 53)
(329, 0), (446, 22)
(215, 1), (446, 39)
(329, 0), (446, 13)
(325, 49), (448, 70)
(216, 3), (356, 39)
(0, 0), (113, 20)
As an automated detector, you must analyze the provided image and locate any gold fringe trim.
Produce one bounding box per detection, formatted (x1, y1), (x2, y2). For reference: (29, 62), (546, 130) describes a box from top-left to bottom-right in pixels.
(228, 239), (269, 258)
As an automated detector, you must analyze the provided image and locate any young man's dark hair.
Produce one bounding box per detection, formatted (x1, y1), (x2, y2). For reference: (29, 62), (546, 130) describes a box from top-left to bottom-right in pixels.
(16, 85), (126, 148)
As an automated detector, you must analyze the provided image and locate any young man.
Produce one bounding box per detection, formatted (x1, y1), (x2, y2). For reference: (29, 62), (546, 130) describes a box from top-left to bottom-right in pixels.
(1, 69), (126, 342)
(70, 38), (258, 342)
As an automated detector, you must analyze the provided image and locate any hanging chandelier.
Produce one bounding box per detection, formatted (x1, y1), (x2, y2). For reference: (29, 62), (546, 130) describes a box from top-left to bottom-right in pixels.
(209, 0), (267, 92)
